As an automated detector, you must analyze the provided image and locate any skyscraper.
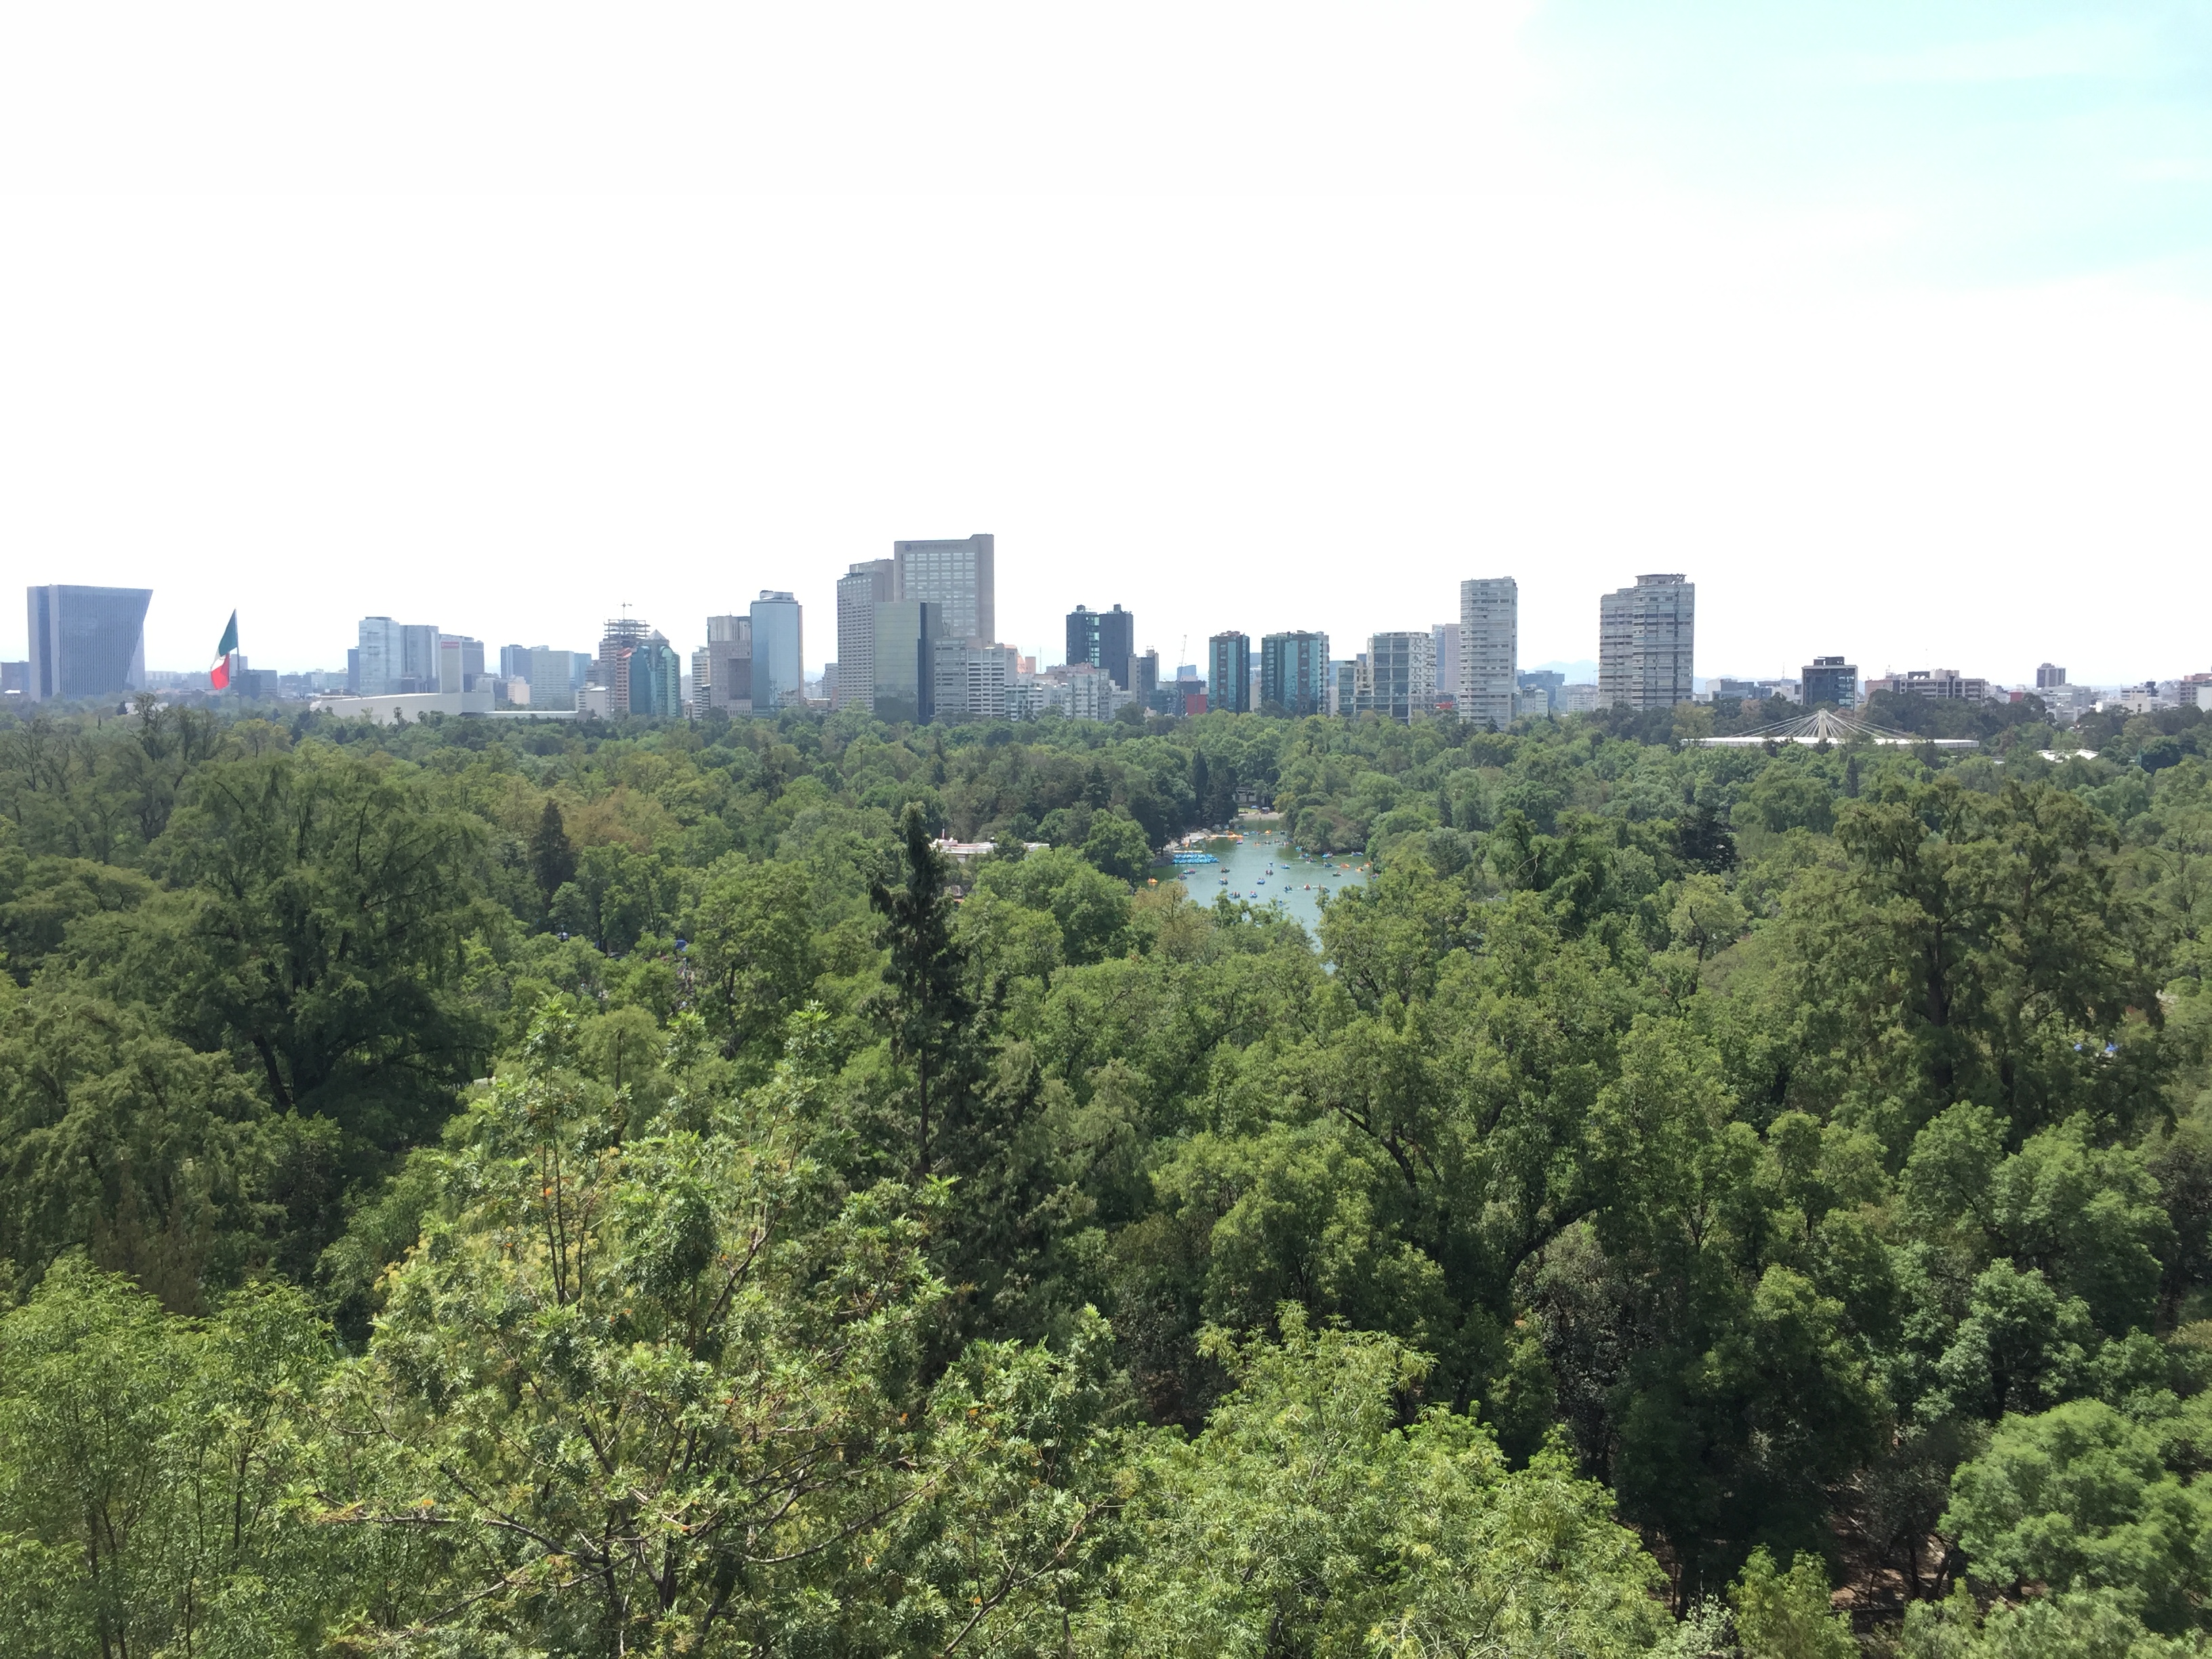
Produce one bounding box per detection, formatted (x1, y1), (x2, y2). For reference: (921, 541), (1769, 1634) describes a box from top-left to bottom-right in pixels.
(893, 535), (994, 645)
(1208, 632), (1252, 713)
(750, 591), (803, 713)
(1260, 632), (1330, 716)
(25, 585), (152, 703)
(836, 560), (896, 711)
(1065, 604), (1136, 689)
(525, 647), (577, 711)
(1598, 575), (1695, 712)
(1367, 632), (1437, 722)
(595, 615), (652, 711)
(872, 599), (936, 724)
(702, 615), (752, 714)
(1458, 577), (1517, 728)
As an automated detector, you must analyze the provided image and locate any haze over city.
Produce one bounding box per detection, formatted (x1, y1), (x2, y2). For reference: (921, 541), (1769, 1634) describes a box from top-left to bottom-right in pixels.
(4, 4), (2209, 682)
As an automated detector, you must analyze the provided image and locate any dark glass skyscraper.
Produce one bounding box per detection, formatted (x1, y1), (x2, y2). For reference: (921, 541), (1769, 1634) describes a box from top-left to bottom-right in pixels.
(1260, 632), (1330, 716)
(1208, 632), (1251, 714)
(26, 584), (151, 703)
(1065, 604), (1135, 689)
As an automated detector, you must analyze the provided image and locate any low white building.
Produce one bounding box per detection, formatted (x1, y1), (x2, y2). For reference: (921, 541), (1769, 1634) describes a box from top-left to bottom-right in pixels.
(310, 689), (494, 724)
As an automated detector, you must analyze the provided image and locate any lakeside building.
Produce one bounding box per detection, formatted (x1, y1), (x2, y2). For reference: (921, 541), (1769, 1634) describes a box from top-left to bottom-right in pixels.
(1208, 632), (1252, 714)
(1598, 574), (1695, 711)
(1458, 577), (1517, 728)
(25, 584), (151, 703)
(1259, 631), (1330, 716)
(1364, 631), (1437, 722)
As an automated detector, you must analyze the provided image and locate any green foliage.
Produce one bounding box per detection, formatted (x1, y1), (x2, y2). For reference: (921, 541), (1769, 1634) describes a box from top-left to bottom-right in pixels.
(1729, 1548), (1855, 1659)
(8, 699), (2212, 1649)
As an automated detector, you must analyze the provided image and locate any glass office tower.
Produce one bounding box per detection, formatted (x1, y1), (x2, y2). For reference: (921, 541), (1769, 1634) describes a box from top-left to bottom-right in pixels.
(26, 585), (152, 702)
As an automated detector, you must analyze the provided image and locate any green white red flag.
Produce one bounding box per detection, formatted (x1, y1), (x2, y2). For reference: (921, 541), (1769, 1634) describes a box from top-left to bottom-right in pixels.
(209, 611), (239, 690)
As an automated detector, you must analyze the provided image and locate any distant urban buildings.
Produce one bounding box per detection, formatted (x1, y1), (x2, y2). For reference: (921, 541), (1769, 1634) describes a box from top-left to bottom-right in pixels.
(835, 560), (896, 712)
(1599, 573), (1695, 712)
(1066, 604), (1136, 689)
(25, 584), (151, 703)
(1366, 631), (1437, 722)
(1209, 632), (1252, 714)
(1259, 631), (1330, 716)
(750, 592), (803, 712)
(1864, 668), (1996, 703)
(893, 535), (994, 646)
(1458, 577), (1517, 728)
(871, 598), (935, 724)
(1801, 656), (1858, 708)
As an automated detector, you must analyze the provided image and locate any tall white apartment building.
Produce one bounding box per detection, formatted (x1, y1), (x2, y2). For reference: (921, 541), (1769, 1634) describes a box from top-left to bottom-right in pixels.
(834, 560), (895, 711)
(1458, 577), (1517, 728)
(1598, 574), (1695, 712)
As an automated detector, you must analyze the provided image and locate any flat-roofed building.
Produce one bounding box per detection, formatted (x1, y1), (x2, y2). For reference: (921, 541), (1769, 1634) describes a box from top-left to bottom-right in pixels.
(1801, 656), (1858, 708)
(872, 599), (936, 724)
(750, 592), (803, 714)
(1366, 631), (1437, 723)
(1066, 604), (1136, 689)
(1260, 631), (1330, 716)
(1598, 574), (1694, 711)
(1208, 632), (1252, 713)
(835, 561), (895, 711)
(1458, 577), (1517, 727)
(893, 535), (994, 647)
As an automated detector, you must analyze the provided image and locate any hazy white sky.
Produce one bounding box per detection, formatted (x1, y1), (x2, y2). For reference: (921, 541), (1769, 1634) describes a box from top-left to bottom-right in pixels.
(3, 2), (2208, 683)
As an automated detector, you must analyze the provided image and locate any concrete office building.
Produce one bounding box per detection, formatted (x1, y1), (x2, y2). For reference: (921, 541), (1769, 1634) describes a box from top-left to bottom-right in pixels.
(836, 560), (895, 711)
(1801, 657), (1858, 708)
(440, 635), (485, 694)
(893, 535), (994, 647)
(2037, 663), (2068, 689)
(1260, 631), (1330, 716)
(1458, 577), (1517, 728)
(1208, 632), (1252, 713)
(356, 617), (405, 695)
(700, 615), (752, 714)
(1132, 649), (1162, 711)
(24, 585), (151, 703)
(872, 599), (936, 724)
(1598, 574), (1695, 712)
(1066, 604), (1136, 689)
(750, 592), (803, 714)
(935, 639), (1019, 723)
(1367, 632), (1437, 723)
(525, 647), (577, 711)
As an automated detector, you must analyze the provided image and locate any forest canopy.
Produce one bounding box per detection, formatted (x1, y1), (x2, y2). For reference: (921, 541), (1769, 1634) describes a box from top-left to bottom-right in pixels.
(3, 693), (2211, 1656)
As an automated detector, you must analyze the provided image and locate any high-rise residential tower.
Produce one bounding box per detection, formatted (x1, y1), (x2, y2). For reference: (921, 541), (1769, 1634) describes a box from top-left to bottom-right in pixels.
(25, 584), (151, 703)
(1065, 604), (1136, 689)
(835, 560), (895, 711)
(893, 535), (994, 645)
(1598, 574), (1695, 712)
(1208, 632), (1252, 713)
(1260, 632), (1330, 716)
(750, 592), (804, 713)
(1458, 577), (1517, 728)
(1367, 632), (1437, 722)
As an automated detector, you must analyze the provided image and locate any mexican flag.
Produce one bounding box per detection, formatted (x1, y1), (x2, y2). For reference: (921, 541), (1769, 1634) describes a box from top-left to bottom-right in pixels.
(209, 611), (239, 690)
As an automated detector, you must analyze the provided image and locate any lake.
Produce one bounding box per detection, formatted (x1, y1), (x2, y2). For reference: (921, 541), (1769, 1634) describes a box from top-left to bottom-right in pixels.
(1148, 816), (1372, 934)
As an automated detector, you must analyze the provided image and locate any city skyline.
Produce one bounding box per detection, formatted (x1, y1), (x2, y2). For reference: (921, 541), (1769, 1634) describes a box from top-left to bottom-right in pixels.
(4, 14), (2207, 689)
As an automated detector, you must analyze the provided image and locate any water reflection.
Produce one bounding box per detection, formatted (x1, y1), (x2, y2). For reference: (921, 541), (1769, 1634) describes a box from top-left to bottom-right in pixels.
(1150, 817), (1372, 933)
